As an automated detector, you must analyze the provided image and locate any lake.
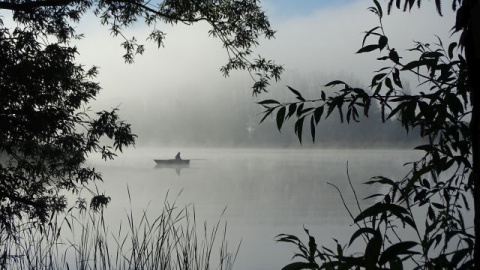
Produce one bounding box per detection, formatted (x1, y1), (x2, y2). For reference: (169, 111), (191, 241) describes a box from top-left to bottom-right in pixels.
(87, 147), (419, 269)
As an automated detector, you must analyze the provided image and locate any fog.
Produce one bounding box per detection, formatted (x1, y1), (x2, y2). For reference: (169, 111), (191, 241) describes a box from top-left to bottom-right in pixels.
(72, 0), (456, 148)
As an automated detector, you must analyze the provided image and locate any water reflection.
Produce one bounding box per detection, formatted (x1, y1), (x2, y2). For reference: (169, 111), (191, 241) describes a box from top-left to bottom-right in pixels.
(154, 163), (190, 175)
(89, 148), (419, 269)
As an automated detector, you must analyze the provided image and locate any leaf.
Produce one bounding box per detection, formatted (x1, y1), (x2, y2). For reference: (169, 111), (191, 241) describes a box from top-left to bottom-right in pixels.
(326, 102), (336, 118)
(423, 51), (444, 59)
(374, 66), (390, 72)
(365, 230), (382, 269)
(288, 86), (305, 101)
(281, 262), (318, 270)
(295, 117), (305, 144)
(310, 116), (316, 143)
(287, 103), (297, 119)
(314, 106), (324, 124)
(259, 109), (273, 124)
(386, 103), (403, 120)
(371, 73), (387, 86)
(461, 193), (470, 211)
(389, 257), (403, 270)
(373, 81), (383, 95)
(373, 0), (383, 19)
(451, 248), (470, 267)
(365, 176), (395, 186)
(392, 68), (402, 88)
(276, 234), (301, 244)
(448, 42), (457, 59)
(349, 227), (378, 247)
(435, 0), (442, 16)
(364, 193), (386, 200)
(362, 26), (380, 47)
(297, 103), (305, 117)
(378, 35), (388, 51)
(422, 179), (430, 189)
(354, 202), (409, 223)
(300, 107), (314, 115)
(432, 202), (445, 209)
(357, 44), (380, 54)
(379, 242), (419, 265)
(325, 80), (347, 87)
(258, 99), (280, 105)
(427, 206), (435, 220)
(276, 107), (286, 131)
(385, 77), (394, 91)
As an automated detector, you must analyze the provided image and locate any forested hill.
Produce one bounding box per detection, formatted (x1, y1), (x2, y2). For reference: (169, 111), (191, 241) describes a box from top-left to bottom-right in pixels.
(101, 73), (422, 148)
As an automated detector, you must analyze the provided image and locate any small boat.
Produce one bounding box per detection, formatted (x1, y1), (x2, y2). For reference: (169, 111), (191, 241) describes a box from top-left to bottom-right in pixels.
(154, 159), (190, 166)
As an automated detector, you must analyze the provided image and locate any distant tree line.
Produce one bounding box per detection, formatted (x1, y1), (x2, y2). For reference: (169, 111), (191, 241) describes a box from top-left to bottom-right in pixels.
(120, 73), (421, 148)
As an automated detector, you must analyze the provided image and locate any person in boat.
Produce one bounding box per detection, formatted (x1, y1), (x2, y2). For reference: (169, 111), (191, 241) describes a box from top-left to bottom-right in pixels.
(175, 152), (182, 161)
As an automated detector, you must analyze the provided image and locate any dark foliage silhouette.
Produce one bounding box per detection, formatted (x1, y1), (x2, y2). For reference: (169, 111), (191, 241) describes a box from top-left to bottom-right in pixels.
(261, 0), (479, 268)
(0, 0), (282, 251)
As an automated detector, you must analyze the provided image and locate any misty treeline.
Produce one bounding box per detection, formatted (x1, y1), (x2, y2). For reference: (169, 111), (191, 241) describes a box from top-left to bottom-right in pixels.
(119, 72), (421, 148)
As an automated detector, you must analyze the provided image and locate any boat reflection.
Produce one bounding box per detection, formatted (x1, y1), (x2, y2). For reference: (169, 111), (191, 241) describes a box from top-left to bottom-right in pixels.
(154, 159), (190, 175)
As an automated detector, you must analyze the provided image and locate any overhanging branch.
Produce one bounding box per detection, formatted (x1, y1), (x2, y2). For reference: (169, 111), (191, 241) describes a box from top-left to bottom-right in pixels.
(0, 0), (76, 11)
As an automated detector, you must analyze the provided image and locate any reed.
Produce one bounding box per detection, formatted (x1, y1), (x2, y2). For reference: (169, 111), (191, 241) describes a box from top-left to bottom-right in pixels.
(0, 192), (239, 270)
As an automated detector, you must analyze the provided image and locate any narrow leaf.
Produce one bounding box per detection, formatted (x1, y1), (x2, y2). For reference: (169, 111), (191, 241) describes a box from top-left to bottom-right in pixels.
(373, 0), (383, 18)
(287, 86), (305, 101)
(295, 117), (305, 144)
(392, 68), (402, 88)
(325, 80), (346, 87)
(310, 116), (316, 143)
(379, 242), (419, 265)
(276, 107), (286, 131)
(287, 103), (297, 119)
(401, 60), (425, 70)
(371, 73), (387, 86)
(259, 109), (272, 124)
(365, 231), (382, 269)
(385, 77), (394, 91)
(258, 99), (280, 105)
(314, 106), (324, 124)
(349, 227), (378, 247)
(378, 35), (388, 50)
(281, 262), (318, 270)
(362, 26), (380, 47)
(357, 44), (380, 54)
(447, 42), (457, 59)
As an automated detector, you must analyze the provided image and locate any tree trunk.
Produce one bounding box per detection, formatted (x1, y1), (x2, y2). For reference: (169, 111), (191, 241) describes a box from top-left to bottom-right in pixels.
(467, 1), (480, 268)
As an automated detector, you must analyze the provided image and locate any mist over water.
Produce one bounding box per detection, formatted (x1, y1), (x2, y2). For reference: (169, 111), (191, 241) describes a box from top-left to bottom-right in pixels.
(71, 2), (457, 268)
(88, 147), (419, 269)
(89, 72), (422, 149)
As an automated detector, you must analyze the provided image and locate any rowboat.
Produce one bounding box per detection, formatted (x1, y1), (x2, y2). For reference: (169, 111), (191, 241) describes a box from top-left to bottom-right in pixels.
(154, 159), (190, 166)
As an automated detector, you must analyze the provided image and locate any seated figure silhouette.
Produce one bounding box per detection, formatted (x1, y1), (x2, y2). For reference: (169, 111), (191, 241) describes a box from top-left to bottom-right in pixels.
(175, 152), (181, 160)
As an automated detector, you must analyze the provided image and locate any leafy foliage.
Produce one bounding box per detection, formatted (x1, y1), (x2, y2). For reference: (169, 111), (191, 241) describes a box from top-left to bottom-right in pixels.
(263, 0), (476, 268)
(0, 0), (282, 94)
(0, 0), (282, 243)
(0, 22), (136, 234)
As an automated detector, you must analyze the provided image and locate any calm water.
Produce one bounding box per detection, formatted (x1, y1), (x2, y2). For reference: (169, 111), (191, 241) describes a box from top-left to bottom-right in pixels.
(87, 148), (419, 269)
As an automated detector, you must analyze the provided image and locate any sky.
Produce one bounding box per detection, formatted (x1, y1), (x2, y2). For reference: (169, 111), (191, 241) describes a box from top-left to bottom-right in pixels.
(60, 0), (458, 146)
(71, 0), (456, 105)
(262, 0), (356, 19)
(4, 0), (458, 145)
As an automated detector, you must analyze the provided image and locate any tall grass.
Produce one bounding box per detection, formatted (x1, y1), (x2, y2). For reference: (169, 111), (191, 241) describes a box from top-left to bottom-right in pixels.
(0, 192), (240, 270)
